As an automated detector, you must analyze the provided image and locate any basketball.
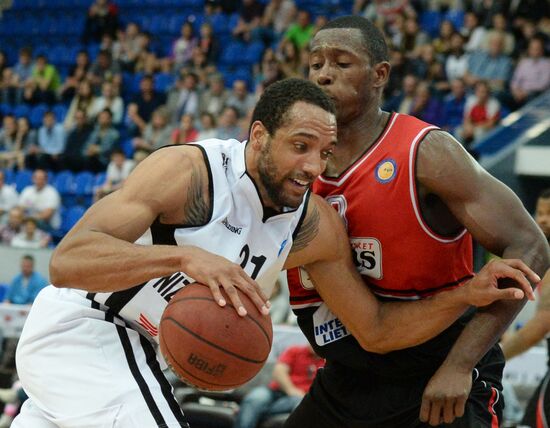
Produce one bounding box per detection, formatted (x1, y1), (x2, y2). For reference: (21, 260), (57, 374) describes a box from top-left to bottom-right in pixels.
(159, 283), (273, 391)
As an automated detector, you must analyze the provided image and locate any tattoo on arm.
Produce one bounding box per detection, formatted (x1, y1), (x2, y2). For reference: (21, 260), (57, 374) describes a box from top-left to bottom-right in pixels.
(291, 202), (320, 253)
(183, 165), (210, 226)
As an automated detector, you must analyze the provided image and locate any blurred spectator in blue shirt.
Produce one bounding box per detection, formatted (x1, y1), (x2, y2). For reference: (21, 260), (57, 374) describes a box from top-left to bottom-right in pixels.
(4, 255), (47, 305)
(442, 78), (467, 136)
(464, 32), (512, 94)
(26, 111), (66, 171)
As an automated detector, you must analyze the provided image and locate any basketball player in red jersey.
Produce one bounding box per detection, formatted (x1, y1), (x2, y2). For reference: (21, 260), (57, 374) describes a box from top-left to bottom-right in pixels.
(285, 16), (550, 427)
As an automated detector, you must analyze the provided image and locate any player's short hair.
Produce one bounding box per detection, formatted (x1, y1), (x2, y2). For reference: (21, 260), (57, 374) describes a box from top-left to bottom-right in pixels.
(250, 78), (335, 136)
(320, 15), (389, 64)
(539, 188), (550, 199)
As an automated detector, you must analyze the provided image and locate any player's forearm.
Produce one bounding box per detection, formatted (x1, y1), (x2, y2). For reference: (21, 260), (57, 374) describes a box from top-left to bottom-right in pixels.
(372, 289), (469, 353)
(442, 240), (549, 371)
(50, 230), (189, 292)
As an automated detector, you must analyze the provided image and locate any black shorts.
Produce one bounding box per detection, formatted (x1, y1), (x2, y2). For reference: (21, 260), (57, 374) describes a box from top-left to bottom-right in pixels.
(521, 369), (550, 428)
(283, 345), (504, 428)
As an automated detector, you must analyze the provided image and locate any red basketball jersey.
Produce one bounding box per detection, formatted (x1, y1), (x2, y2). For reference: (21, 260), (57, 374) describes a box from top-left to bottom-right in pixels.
(289, 113), (473, 309)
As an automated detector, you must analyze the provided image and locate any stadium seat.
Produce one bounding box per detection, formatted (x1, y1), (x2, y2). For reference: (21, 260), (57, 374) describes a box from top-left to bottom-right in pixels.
(73, 171), (95, 206)
(94, 172), (107, 188)
(12, 104), (30, 119)
(444, 9), (465, 30)
(30, 104), (49, 128)
(53, 104), (68, 123)
(420, 10), (442, 38)
(59, 205), (86, 234)
(53, 170), (75, 205)
(2, 168), (15, 185)
(154, 73), (176, 92)
(14, 169), (33, 192)
(0, 284), (8, 302)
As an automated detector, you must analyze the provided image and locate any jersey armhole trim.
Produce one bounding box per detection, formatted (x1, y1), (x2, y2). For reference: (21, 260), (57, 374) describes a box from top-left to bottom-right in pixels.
(409, 128), (468, 243)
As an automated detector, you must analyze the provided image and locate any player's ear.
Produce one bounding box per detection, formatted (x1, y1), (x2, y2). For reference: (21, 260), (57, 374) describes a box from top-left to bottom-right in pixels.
(372, 61), (390, 89)
(249, 121), (269, 151)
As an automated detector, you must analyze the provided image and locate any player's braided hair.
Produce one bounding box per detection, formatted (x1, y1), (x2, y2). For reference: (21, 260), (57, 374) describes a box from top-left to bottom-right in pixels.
(250, 78), (335, 136)
(320, 15), (389, 64)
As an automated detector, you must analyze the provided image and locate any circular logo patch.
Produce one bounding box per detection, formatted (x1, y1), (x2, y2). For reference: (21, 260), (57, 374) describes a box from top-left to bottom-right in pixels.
(375, 159), (397, 183)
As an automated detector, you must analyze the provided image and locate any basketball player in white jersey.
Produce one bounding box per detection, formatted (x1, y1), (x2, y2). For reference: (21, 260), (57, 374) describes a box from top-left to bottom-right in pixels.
(13, 78), (538, 428)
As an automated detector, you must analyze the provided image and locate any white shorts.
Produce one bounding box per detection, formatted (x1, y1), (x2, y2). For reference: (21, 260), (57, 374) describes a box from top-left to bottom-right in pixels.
(12, 285), (188, 428)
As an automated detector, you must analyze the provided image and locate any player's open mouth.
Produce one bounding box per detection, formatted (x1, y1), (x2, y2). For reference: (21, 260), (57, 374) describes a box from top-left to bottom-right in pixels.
(290, 178), (310, 188)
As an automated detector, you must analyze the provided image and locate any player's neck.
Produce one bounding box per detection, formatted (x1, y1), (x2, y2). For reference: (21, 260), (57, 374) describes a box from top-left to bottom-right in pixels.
(327, 109), (390, 176)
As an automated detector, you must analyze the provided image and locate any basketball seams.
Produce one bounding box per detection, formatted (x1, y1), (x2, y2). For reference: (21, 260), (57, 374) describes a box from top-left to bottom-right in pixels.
(161, 317), (268, 364)
(169, 296), (273, 348)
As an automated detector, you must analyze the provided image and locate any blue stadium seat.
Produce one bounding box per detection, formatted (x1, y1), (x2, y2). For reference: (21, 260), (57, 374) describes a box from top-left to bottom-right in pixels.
(219, 42), (246, 66)
(13, 104), (30, 119)
(53, 104), (68, 123)
(154, 73), (175, 92)
(73, 171), (95, 206)
(444, 9), (465, 30)
(14, 169), (33, 192)
(0, 104), (12, 116)
(29, 104), (49, 128)
(243, 42), (265, 65)
(0, 284), (8, 302)
(420, 10), (443, 38)
(121, 139), (135, 158)
(94, 172), (107, 188)
(53, 170), (75, 204)
(59, 205), (86, 234)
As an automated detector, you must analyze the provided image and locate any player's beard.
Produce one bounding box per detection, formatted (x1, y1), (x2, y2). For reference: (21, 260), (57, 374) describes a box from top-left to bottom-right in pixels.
(257, 138), (308, 210)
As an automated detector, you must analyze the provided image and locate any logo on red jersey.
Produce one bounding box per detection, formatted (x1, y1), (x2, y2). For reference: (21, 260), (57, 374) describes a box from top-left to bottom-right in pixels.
(350, 237), (383, 279)
(375, 159), (397, 184)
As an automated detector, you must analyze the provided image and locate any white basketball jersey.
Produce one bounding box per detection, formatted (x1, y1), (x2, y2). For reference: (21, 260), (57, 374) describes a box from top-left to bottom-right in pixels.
(73, 139), (309, 342)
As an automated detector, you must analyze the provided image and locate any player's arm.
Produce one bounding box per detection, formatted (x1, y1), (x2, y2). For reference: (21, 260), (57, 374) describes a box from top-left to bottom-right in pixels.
(284, 195), (536, 353)
(50, 146), (268, 315)
(501, 269), (550, 359)
(416, 130), (550, 425)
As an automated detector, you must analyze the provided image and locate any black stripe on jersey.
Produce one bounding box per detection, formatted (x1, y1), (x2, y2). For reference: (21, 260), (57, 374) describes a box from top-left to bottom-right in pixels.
(292, 191), (311, 240)
(104, 283), (147, 314)
(139, 335), (189, 427)
(116, 325), (168, 427)
(370, 274), (474, 297)
(289, 292), (320, 303)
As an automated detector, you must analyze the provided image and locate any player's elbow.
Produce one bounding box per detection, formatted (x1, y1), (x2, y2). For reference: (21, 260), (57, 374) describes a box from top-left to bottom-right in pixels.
(355, 332), (393, 354)
(49, 247), (73, 288)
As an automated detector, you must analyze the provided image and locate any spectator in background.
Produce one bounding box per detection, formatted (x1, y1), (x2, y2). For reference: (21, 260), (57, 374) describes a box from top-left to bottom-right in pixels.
(483, 13), (516, 56)
(396, 17), (430, 59)
(0, 207), (24, 245)
(283, 10), (314, 50)
(11, 217), (51, 249)
(215, 106), (241, 140)
(197, 23), (220, 66)
(226, 79), (255, 118)
(171, 22), (197, 72)
(126, 74), (166, 137)
(233, 0), (266, 42)
(464, 32), (512, 94)
(166, 71), (200, 125)
(83, 108), (119, 172)
(26, 111), (66, 171)
(261, 0), (297, 41)
(0, 379), (27, 428)
(445, 32), (469, 82)
(255, 48), (285, 91)
(0, 115), (19, 169)
(383, 73), (418, 114)
(432, 20), (455, 56)
(14, 117), (36, 170)
(82, 0), (119, 44)
(200, 73), (229, 117)
(24, 54), (60, 105)
(6, 47), (34, 105)
(87, 50), (122, 94)
(18, 169), (60, 231)
(278, 40), (302, 78)
(197, 112), (217, 140)
(459, 80), (501, 147)
(510, 37), (550, 108)
(59, 50), (90, 103)
(384, 49), (411, 99)
(0, 170), (18, 224)
(62, 109), (93, 172)
(64, 80), (97, 130)
(132, 106), (172, 153)
(409, 81), (443, 127)
(462, 11), (486, 53)
(90, 81), (124, 124)
(234, 344), (324, 428)
(171, 114), (198, 145)
(94, 148), (134, 201)
(441, 78), (467, 136)
(4, 255), (48, 304)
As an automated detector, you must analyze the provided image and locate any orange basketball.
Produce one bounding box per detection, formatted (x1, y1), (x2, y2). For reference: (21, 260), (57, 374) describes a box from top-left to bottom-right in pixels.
(159, 283), (273, 391)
